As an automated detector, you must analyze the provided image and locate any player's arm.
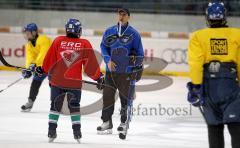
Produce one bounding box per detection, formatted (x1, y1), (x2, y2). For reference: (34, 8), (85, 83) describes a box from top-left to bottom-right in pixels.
(187, 32), (205, 107)
(100, 31), (111, 64)
(188, 32), (204, 85)
(35, 37), (52, 67)
(83, 40), (101, 80)
(237, 43), (240, 82)
(41, 39), (58, 74)
(132, 32), (144, 67)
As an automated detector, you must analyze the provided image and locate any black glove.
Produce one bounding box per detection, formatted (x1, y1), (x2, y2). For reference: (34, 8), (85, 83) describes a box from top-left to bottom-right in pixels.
(96, 74), (105, 90)
(22, 69), (32, 79)
(129, 56), (136, 66)
(35, 66), (45, 77)
(129, 64), (143, 81)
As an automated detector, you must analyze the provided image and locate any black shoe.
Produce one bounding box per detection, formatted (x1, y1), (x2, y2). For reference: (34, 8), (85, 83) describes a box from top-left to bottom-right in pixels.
(72, 124), (81, 143)
(73, 130), (82, 143)
(48, 129), (57, 143)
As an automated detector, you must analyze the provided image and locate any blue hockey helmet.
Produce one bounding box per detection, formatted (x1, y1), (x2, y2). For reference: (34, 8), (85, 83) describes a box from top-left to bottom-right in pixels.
(65, 19), (82, 38)
(23, 23), (38, 32)
(206, 2), (227, 27)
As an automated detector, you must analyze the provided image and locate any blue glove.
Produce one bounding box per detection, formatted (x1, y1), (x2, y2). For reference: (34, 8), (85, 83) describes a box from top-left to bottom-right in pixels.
(187, 82), (204, 107)
(29, 63), (36, 72)
(22, 69), (32, 79)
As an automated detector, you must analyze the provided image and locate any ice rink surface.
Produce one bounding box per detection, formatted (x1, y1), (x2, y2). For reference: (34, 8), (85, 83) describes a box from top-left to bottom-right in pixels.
(0, 71), (232, 148)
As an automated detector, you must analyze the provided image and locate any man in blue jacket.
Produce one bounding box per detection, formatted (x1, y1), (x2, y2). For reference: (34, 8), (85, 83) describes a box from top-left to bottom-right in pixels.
(97, 8), (144, 137)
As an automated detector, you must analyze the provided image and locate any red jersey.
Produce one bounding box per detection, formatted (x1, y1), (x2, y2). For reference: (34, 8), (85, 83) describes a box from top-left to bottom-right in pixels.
(42, 36), (101, 89)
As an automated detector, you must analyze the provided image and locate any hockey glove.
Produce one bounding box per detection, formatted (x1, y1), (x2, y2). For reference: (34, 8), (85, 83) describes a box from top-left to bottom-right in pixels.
(29, 63), (36, 72)
(96, 73), (105, 90)
(187, 82), (204, 107)
(35, 66), (45, 77)
(129, 64), (143, 82)
(22, 69), (32, 79)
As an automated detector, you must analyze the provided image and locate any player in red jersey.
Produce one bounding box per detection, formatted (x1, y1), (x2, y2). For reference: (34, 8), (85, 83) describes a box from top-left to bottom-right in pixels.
(35, 18), (104, 143)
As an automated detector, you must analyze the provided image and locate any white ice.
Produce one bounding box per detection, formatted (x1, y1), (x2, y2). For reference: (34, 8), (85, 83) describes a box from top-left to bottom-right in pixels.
(0, 71), (232, 148)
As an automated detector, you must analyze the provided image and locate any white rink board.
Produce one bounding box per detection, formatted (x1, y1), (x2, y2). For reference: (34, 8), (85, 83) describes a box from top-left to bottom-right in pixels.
(0, 33), (189, 73)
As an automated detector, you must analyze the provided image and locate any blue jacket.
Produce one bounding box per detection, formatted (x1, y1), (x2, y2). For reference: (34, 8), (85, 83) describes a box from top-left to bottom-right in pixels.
(100, 23), (144, 73)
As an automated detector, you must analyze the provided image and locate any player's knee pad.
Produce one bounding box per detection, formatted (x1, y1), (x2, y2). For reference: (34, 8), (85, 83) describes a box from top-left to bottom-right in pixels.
(50, 86), (66, 112)
(50, 94), (65, 112)
(66, 91), (81, 113)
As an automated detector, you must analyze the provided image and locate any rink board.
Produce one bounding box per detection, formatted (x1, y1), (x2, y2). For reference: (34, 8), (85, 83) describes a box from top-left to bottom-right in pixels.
(0, 33), (189, 76)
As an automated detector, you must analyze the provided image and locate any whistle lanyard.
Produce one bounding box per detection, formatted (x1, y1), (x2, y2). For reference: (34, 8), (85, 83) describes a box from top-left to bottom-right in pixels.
(117, 22), (129, 37)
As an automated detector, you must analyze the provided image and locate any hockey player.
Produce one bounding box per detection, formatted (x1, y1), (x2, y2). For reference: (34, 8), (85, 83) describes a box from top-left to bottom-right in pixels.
(21, 23), (52, 112)
(35, 18), (104, 143)
(187, 2), (240, 148)
(97, 8), (144, 139)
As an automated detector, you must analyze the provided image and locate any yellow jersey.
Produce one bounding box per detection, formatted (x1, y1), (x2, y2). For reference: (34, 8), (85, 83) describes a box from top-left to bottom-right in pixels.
(188, 27), (240, 84)
(25, 34), (52, 68)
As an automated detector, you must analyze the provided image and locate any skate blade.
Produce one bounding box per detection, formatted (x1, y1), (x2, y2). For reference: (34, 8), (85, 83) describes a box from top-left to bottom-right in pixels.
(21, 109), (31, 112)
(48, 137), (56, 143)
(75, 139), (81, 144)
(97, 129), (112, 135)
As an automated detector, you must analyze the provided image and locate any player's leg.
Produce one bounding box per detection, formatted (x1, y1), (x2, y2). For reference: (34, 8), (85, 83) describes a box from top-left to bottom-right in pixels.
(21, 75), (46, 112)
(207, 124), (224, 148)
(224, 92), (240, 148)
(203, 62), (239, 148)
(97, 72), (117, 134)
(67, 89), (82, 143)
(227, 123), (240, 148)
(116, 74), (132, 132)
(48, 85), (64, 142)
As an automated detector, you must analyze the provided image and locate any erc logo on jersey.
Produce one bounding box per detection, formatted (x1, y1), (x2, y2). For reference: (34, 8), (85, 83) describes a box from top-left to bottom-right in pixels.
(60, 41), (82, 50)
(210, 38), (228, 55)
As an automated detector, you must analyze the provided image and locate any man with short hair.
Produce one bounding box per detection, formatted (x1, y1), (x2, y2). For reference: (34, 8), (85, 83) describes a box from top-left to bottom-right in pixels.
(97, 8), (144, 139)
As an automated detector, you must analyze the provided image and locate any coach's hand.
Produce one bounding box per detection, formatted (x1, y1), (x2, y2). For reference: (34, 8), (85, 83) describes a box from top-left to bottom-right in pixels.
(107, 60), (116, 72)
(96, 74), (105, 90)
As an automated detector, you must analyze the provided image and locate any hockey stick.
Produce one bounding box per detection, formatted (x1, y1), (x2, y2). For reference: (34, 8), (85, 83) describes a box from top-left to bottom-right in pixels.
(198, 106), (208, 123)
(0, 51), (25, 70)
(82, 80), (101, 86)
(0, 77), (23, 93)
(0, 51), (109, 88)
